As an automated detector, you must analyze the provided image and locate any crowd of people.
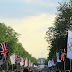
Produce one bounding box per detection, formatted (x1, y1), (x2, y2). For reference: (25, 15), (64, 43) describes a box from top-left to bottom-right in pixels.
(0, 67), (71, 72)
(0, 70), (71, 72)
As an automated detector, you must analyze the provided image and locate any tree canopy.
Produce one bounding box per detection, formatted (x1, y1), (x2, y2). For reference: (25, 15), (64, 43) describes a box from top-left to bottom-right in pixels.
(0, 23), (37, 66)
(46, 0), (72, 70)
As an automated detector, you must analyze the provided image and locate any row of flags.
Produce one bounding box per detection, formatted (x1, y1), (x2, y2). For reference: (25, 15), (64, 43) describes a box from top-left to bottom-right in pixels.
(0, 42), (34, 67)
(48, 49), (66, 67)
(10, 54), (33, 67)
(0, 30), (72, 68)
(48, 30), (72, 67)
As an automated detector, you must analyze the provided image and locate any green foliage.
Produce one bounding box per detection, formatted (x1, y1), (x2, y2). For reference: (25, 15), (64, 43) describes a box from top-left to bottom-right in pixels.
(46, 0), (72, 70)
(0, 23), (37, 70)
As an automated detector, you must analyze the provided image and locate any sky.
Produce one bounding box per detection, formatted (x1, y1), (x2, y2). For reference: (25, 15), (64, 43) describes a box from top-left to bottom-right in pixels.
(0, 0), (63, 59)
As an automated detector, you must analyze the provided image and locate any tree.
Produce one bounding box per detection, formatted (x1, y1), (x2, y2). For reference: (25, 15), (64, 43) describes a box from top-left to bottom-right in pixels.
(46, 0), (72, 70)
(0, 23), (37, 70)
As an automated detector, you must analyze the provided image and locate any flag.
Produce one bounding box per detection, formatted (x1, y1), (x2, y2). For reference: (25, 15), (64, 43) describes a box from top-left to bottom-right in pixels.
(52, 58), (56, 66)
(16, 55), (21, 64)
(20, 57), (24, 66)
(34, 65), (37, 67)
(10, 53), (15, 64)
(24, 58), (28, 67)
(48, 60), (52, 67)
(29, 60), (31, 67)
(31, 62), (33, 67)
(23, 59), (25, 65)
(56, 52), (61, 62)
(61, 49), (66, 61)
(67, 30), (72, 59)
(28, 62), (29, 66)
(0, 42), (8, 61)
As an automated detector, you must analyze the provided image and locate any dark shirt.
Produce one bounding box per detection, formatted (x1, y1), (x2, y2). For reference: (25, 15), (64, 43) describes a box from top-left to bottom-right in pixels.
(23, 69), (29, 72)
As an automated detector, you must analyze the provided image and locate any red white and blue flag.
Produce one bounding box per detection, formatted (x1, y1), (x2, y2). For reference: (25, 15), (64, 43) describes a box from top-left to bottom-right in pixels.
(23, 59), (25, 65)
(61, 49), (66, 61)
(16, 55), (21, 64)
(0, 42), (8, 61)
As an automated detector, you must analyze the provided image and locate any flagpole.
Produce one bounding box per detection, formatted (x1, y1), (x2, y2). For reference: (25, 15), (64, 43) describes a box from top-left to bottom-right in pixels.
(70, 59), (71, 71)
(64, 61), (65, 71)
(7, 62), (8, 71)
(64, 50), (66, 71)
(6, 54), (8, 71)
(5, 54), (8, 71)
(12, 64), (13, 71)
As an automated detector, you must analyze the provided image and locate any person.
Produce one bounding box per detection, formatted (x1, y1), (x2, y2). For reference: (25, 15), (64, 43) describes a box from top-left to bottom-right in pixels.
(56, 70), (59, 72)
(23, 69), (29, 72)
(28, 68), (30, 72)
(18, 71), (20, 72)
(14, 70), (17, 72)
(20, 70), (23, 72)
(12, 70), (14, 72)
(30, 71), (33, 72)
(2, 70), (5, 72)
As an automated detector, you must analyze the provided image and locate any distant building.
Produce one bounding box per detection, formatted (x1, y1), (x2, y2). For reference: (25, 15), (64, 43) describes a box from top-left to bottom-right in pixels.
(38, 58), (46, 65)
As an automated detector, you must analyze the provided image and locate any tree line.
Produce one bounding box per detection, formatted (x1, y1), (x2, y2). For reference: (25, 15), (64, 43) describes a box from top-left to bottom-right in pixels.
(0, 23), (37, 70)
(45, 0), (72, 70)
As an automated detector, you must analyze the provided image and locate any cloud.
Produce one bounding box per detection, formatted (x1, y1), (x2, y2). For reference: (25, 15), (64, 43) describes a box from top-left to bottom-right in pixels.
(0, 0), (58, 7)
(0, 13), (56, 58)
(24, 0), (58, 7)
(25, 0), (32, 3)
(0, 0), (58, 18)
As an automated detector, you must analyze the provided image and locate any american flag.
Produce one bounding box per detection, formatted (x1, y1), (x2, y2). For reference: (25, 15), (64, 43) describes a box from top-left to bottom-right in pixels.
(0, 42), (8, 61)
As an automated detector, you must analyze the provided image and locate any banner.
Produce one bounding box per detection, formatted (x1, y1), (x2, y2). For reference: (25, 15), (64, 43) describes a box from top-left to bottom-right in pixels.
(31, 62), (33, 67)
(67, 30), (72, 59)
(20, 57), (24, 66)
(23, 59), (25, 65)
(52, 58), (56, 66)
(29, 60), (31, 67)
(61, 49), (66, 61)
(56, 52), (61, 62)
(16, 55), (21, 64)
(34, 65), (37, 67)
(10, 53), (15, 64)
(24, 58), (28, 67)
(48, 60), (52, 67)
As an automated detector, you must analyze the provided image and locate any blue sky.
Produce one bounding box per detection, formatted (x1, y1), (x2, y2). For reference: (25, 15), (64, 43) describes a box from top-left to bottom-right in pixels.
(0, 0), (64, 58)
(0, 0), (63, 18)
